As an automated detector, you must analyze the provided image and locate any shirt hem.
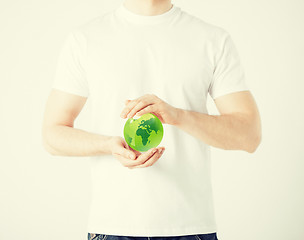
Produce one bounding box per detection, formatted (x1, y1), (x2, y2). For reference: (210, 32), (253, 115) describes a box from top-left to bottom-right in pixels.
(51, 86), (89, 98)
(210, 87), (249, 100)
(86, 225), (218, 237)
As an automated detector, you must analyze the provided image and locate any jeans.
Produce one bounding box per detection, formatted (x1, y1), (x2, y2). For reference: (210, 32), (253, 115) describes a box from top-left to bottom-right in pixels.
(87, 233), (218, 240)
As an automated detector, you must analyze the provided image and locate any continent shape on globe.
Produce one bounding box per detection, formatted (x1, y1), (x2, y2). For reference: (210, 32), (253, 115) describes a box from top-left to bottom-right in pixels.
(123, 113), (164, 152)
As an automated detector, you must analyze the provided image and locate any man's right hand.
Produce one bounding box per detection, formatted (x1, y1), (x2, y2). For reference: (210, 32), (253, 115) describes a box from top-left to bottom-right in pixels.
(109, 136), (165, 169)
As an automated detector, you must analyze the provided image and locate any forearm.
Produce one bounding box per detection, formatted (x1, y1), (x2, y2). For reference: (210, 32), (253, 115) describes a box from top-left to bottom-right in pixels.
(42, 125), (112, 157)
(173, 108), (260, 152)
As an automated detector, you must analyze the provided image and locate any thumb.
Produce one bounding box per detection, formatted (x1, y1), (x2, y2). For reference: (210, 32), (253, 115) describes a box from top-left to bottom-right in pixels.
(117, 145), (136, 160)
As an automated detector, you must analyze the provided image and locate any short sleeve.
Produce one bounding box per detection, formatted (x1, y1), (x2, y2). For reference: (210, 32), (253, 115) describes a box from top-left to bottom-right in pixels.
(208, 32), (249, 99)
(52, 29), (89, 97)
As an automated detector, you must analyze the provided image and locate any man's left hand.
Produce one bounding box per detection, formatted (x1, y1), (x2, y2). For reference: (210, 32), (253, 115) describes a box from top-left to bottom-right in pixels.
(120, 94), (180, 125)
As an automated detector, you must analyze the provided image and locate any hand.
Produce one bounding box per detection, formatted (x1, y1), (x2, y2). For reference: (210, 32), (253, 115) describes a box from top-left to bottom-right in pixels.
(109, 136), (165, 169)
(120, 93), (180, 125)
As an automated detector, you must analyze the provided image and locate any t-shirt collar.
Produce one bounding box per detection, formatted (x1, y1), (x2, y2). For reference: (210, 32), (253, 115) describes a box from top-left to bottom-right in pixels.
(115, 1), (179, 25)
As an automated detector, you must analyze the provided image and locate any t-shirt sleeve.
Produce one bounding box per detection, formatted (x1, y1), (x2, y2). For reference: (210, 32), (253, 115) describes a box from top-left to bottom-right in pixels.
(52, 29), (89, 97)
(208, 31), (249, 99)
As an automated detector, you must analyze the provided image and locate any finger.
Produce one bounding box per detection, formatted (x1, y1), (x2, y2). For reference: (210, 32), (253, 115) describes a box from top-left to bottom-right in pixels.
(135, 105), (155, 117)
(128, 148), (158, 167)
(113, 153), (131, 167)
(131, 148), (165, 169)
(121, 95), (156, 118)
(116, 147), (158, 168)
(122, 139), (141, 156)
(127, 101), (154, 119)
(120, 99), (139, 118)
(113, 152), (142, 169)
(131, 149), (142, 157)
(115, 145), (136, 160)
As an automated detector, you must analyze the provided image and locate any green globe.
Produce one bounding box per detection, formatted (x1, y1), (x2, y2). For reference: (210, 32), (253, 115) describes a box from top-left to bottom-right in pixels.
(123, 113), (164, 152)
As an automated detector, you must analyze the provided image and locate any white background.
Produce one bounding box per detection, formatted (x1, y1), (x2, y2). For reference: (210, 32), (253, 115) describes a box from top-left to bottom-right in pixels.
(0, 0), (303, 239)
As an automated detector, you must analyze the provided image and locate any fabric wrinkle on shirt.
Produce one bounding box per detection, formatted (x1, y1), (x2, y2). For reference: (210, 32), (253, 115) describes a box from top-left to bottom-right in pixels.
(52, 0), (249, 237)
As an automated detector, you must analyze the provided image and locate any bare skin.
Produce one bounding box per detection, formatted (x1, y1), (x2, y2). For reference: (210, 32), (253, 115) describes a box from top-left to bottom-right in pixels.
(42, 89), (261, 170)
(42, 0), (261, 167)
(41, 89), (165, 169)
(121, 91), (261, 153)
(123, 0), (173, 16)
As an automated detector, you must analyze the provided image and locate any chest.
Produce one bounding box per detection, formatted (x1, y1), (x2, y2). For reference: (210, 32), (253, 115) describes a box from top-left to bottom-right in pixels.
(86, 27), (213, 107)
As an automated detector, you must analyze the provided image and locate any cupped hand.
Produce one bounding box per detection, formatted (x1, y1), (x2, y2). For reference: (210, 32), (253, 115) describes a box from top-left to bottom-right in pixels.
(120, 93), (180, 125)
(109, 136), (165, 169)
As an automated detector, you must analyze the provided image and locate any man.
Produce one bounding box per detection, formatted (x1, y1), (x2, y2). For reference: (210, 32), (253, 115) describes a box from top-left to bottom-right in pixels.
(42, 0), (262, 240)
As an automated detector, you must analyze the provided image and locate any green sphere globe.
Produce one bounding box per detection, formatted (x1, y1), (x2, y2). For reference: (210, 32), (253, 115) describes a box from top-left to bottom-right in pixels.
(123, 113), (164, 152)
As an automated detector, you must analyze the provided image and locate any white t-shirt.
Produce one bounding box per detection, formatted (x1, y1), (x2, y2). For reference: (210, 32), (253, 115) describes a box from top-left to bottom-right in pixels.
(52, 1), (249, 237)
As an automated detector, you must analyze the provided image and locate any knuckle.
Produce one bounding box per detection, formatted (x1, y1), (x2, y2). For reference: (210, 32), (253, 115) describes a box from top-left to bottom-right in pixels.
(145, 160), (154, 167)
(139, 99), (146, 105)
(138, 159), (147, 165)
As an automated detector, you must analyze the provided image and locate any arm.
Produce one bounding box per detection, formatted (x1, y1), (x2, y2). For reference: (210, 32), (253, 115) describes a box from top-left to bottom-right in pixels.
(42, 89), (164, 169)
(173, 90), (262, 153)
(41, 89), (112, 156)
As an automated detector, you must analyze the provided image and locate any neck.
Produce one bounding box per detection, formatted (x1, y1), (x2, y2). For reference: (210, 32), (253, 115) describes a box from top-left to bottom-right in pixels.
(123, 0), (172, 16)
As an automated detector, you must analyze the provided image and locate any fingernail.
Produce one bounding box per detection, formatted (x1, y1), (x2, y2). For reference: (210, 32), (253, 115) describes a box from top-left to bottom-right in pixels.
(129, 154), (134, 159)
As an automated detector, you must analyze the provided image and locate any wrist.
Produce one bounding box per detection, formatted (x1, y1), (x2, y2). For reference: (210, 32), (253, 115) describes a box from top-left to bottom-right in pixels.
(105, 136), (115, 155)
(98, 135), (114, 155)
(172, 107), (185, 127)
